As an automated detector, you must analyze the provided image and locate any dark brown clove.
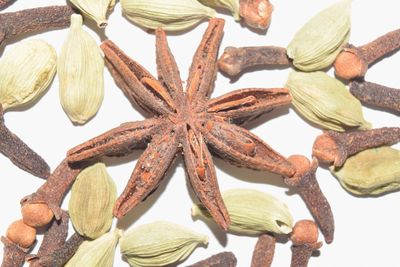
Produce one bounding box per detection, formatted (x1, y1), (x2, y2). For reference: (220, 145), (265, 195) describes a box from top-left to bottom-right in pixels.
(27, 210), (69, 267)
(313, 127), (400, 168)
(290, 220), (322, 267)
(218, 46), (290, 76)
(0, 0), (14, 9)
(5, 220), (36, 249)
(239, 0), (273, 30)
(0, 5), (74, 47)
(20, 159), (85, 227)
(1, 236), (29, 267)
(0, 104), (50, 179)
(186, 252), (237, 267)
(250, 234), (275, 267)
(334, 29), (400, 80)
(350, 80), (400, 113)
(284, 155), (334, 244)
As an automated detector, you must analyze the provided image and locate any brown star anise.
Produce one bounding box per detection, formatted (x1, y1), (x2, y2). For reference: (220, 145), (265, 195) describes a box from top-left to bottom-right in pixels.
(67, 18), (295, 230)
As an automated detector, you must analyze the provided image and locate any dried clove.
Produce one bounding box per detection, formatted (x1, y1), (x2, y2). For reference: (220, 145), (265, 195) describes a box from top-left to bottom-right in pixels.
(218, 46), (290, 76)
(0, 0), (14, 9)
(290, 220), (322, 267)
(284, 155), (334, 244)
(334, 28), (400, 80)
(0, 104), (50, 179)
(250, 234), (275, 267)
(5, 220), (36, 249)
(0, 5), (74, 47)
(1, 236), (28, 267)
(20, 159), (85, 227)
(186, 252), (237, 267)
(350, 80), (400, 113)
(239, 0), (273, 30)
(313, 127), (400, 168)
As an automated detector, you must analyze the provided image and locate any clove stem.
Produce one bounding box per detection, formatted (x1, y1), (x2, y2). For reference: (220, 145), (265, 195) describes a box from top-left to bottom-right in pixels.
(186, 252), (237, 267)
(1, 237), (28, 267)
(250, 234), (275, 267)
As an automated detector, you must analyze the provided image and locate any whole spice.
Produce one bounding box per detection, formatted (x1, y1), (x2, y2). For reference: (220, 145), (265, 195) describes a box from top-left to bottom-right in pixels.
(286, 0), (351, 71)
(250, 234), (275, 267)
(313, 127), (400, 168)
(69, 162), (116, 239)
(21, 203), (54, 228)
(330, 146), (400, 195)
(350, 80), (400, 113)
(69, 0), (116, 28)
(186, 252), (237, 267)
(0, 104), (50, 179)
(0, 0), (13, 9)
(1, 236), (28, 267)
(0, 39), (57, 110)
(67, 19), (295, 231)
(239, 0), (273, 29)
(334, 29), (400, 80)
(5, 220), (36, 248)
(65, 230), (121, 267)
(284, 155), (334, 244)
(286, 71), (371, 132)
(192, 189), (293, 235)
(0, 5), (74, 47)
(120, 0), (216, 31)
(290, 220), (322, 267)
(120, 221), (208, 267)
(58, 14), (104, 125)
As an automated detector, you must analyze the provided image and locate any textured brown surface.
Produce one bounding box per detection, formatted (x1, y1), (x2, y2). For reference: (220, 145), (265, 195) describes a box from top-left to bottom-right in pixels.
(67, 19), (295, 231)
(218, 46), (290, 76)
(239, 0), (273, 29)
(250, 234), (275, 267)
(290, 243), (322, 267)
(0, 0), (14, 9)
(186, 252), (237, 267)
(350, 80), (400, 113)
(1, 237), (28, 267)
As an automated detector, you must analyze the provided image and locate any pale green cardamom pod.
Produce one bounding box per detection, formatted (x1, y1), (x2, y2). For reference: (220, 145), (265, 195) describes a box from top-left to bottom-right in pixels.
(65, 229), (122, 267)
(58, 14), (104, 124)
(287, 0), (351, 71)
(69, 0), (116, 28)
(330, 147), (400, 195)
(120, 221), (208, 267)
(199, 0), (240, 20)
(69, 162), (116, 239)
(121, 0), (216, 31)
(192, 189), (293, 235)
(0, 39), (56, 111)
(286, 71), (371, 132)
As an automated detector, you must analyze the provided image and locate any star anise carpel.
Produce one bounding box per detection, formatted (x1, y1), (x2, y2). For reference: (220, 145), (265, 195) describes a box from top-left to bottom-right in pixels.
(67, 18), (295, 230)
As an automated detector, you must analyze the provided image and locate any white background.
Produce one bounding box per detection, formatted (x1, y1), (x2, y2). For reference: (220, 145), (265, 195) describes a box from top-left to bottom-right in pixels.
(0, 0), (399, 266)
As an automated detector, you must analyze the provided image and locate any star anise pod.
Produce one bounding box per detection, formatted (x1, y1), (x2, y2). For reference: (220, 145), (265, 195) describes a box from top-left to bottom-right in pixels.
(67, 18), (295, 230)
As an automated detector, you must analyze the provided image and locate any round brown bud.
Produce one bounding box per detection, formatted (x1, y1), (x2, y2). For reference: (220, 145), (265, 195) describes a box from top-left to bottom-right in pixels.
(312, 134), (339, 164)
(290, 220), (319, 246)
(334, 50), (366, 80)
(288, 155), (311, 177)
(21, 203), (54, 227)
(6, 219), (36, 248)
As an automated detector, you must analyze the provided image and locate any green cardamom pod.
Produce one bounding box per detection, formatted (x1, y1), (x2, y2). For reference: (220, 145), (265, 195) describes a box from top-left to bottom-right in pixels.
(58, 14), (104, 124)
(192, 189), (293, 235)
(330, 147), (400, 195)
(287, 0), (351, 71)
(65, 229), (122, 267)
(0, 39), (57, 111)
(69, 162), (116, 239)
(199, 0), (240, 20)
(120, 221), (208, 267)
(69, 0), (116, 28)
(286, 71), (371, 132)
(120, 0), (216, 31)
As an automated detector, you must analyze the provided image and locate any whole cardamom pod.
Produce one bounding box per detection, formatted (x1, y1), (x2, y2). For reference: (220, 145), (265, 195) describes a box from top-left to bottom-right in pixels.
(120, 221), (208, 267)
(69, 0), (116, 28)
(0, 39), (57, 110)
(330, 147), (400, 195)
(58, 14), (104, 124)
(69, 162), (116, 239)
(192, 189), (293, 235)
(199, 0), (240, 20)
(65, 229), (121, 267)
(286, 71), (371, 132)
(120, 0), (216, 31)
(287, 0), (351, 71)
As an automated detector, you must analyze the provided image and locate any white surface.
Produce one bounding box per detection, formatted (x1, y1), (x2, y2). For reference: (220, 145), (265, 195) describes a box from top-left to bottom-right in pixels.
(0, 0), (399, 266)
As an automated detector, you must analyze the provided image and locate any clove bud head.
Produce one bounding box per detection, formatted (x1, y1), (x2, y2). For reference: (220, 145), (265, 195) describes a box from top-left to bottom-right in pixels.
(312, 134), (339, 165)
(288, 155), (310, 177)
(334, 49), (367, 80)
(239, 0), (273, 30)
(290, 220), (319, 246)
(21, 203), (54, 227)
(6, 219), (36, 248)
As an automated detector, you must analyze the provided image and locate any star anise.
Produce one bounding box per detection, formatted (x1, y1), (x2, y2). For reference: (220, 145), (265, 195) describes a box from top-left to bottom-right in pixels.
(67, 18), (295, 230)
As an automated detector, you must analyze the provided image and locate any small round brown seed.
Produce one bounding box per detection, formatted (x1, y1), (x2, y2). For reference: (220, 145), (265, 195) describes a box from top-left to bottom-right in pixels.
(290, 220), (319, 246)
(312, 134), (339, 164)
(334, 50), (366, 80)
(21, 203), (54, 227)
(288, 155), (310, 177)
(6, 219), (36, 248)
